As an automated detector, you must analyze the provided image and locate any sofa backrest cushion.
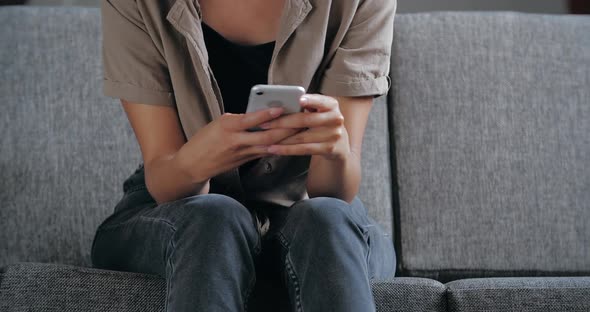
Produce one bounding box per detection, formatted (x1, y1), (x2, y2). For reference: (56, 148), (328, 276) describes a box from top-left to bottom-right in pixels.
(390, 12), (590, 281)
(359, 95), (395, 235)
(0, 6), (394, 267)
(0, 6), (142, 267)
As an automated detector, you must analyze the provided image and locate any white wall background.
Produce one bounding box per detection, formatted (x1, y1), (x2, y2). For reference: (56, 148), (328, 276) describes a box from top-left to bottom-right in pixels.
(26, 0), (570, 14)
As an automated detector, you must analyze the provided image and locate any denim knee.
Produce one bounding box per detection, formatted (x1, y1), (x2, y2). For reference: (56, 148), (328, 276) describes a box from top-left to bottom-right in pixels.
(288, 197), (363, 237)
(157, 194), (260, 243)
(185, 194), (252, 222)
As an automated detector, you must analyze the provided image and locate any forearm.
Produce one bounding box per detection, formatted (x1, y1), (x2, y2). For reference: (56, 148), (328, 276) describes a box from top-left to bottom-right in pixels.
(144, 151), (210, 205)
(305, 151), (361, 203)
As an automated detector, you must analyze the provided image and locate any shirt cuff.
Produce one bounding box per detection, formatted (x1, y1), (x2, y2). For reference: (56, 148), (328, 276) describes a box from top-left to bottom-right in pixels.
(103, 79), (175, 106)
(318, 75), (391, 98)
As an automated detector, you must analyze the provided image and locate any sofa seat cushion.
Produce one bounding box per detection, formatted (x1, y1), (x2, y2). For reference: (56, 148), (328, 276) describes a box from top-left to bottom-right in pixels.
(447, 277), (590, 312)
(373, 278), (447, 312)
(0, 262), (165, 312)
(0, 262), (446, 312)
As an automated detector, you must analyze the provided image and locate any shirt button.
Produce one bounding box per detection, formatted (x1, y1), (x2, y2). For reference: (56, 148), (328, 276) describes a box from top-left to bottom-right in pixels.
(264, 162), (273, 174)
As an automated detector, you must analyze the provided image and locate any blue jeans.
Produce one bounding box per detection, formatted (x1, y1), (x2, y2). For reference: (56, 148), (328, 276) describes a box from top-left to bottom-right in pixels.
(91, 164), (396, 312)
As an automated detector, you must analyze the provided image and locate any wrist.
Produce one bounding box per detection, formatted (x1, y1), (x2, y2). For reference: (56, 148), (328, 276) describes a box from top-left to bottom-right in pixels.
(172, 147), (209, 185)
(324, 130), (352, 162)
(320, 149), (349, 162)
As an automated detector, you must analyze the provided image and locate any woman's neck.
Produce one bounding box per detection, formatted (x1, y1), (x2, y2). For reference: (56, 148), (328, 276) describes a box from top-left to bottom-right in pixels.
(199, 0), (285, 46)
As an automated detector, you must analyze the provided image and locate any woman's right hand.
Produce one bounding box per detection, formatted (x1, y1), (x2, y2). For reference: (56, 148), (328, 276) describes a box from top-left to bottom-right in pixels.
(175, 107), (302, 183)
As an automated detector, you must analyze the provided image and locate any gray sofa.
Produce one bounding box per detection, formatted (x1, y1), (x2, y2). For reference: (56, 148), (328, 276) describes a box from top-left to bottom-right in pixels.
(1, 5), (589, 312)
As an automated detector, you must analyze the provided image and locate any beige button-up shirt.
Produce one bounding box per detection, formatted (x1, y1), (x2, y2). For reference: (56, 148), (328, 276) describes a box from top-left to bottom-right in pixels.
(101, 0), (396, 209)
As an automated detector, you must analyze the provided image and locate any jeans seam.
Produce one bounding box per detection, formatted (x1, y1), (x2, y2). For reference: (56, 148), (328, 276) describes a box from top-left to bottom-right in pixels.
(277, 233), (303, 312)
(244, 213), (263, 312)
(358, 224), (375, 280)
(162, 221), (178, 312)
(366, 230), (374, 280)
(284, 253), (303, 312)
(277, 232), (290, 250)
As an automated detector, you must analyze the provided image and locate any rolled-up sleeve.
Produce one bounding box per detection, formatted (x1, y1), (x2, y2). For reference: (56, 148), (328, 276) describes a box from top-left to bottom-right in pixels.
(101, 0), (175, 106)
(319, 0), (397, 98)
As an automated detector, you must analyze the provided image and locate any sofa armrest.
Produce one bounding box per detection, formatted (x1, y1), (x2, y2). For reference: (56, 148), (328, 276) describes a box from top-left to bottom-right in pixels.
(447, 277), (590, 312)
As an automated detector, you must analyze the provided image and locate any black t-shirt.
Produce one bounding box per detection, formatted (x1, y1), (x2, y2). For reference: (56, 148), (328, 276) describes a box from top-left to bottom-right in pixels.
(202, 22), (276, 114)
(202, 22), (276, 175)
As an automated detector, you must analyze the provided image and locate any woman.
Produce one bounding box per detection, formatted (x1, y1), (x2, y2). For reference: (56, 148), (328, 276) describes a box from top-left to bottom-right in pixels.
(91, 0), (397, 311)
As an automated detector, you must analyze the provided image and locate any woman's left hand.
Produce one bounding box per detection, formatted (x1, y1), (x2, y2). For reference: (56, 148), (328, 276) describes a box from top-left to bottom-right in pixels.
(258, 94), (351, 161)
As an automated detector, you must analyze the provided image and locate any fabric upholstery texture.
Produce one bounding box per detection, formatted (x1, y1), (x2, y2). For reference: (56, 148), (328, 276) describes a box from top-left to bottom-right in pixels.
(389, 12), (590, 278)
(0, 6), (142, 268)
(358, 95), (395, 235)
(0, 263), (445, 312)
(372, 278), (447, 312)
(447, 277), (590, 311)
(0, 263), (165, 312)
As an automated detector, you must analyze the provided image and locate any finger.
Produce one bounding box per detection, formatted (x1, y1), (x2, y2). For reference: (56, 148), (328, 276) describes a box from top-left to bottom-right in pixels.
(237, 145), (274, 159)
(234, 107), (284, 130)
(239, 127), (302, 146)
(300, 94), (339, 113)
(267, 143), (330, 156)
(260, 110), (343, 130)
(276, 127), (337, 145)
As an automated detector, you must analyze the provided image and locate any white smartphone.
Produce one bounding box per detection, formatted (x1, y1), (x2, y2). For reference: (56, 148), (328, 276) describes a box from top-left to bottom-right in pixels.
(245, 84), (306, 131)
